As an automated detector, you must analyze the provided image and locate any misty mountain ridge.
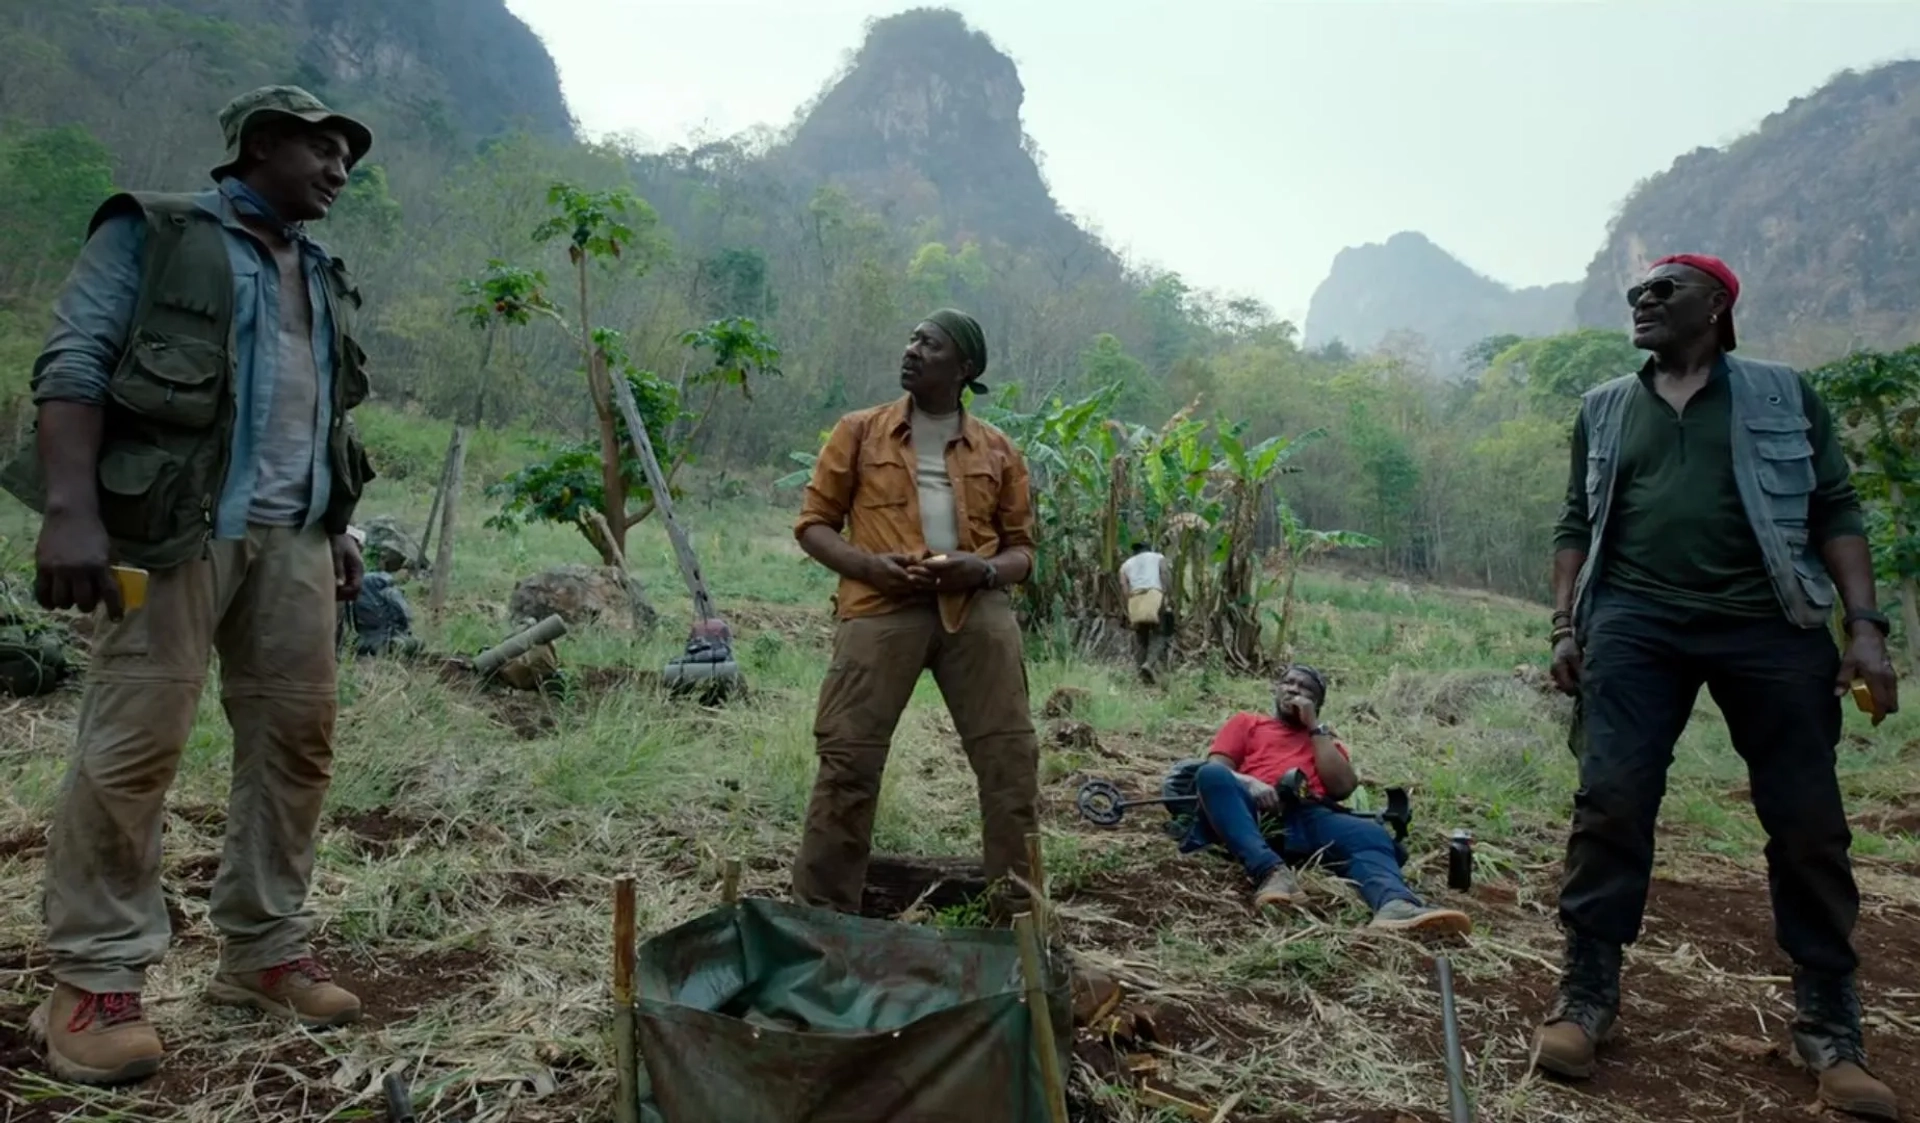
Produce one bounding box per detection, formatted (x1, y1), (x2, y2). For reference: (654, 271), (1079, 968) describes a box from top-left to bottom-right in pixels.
(1304, 231), (1578, 373)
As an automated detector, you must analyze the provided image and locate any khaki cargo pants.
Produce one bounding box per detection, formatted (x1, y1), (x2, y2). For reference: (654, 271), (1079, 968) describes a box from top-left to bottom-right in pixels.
(45, 525), (338, 994)
(792, 590), (1040, 915)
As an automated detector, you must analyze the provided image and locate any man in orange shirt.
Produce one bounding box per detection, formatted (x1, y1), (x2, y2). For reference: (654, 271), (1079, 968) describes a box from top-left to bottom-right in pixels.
(790, 309), (1041, 916)
(1183, 666), (1472, 933)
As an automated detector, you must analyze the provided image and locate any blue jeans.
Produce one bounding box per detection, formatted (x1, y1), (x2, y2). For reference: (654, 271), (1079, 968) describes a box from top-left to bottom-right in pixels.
(1188, 761), (1419, 911)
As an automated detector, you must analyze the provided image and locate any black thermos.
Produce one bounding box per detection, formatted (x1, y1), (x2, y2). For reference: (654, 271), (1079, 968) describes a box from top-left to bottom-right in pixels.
(1447, 829), (1474, 892)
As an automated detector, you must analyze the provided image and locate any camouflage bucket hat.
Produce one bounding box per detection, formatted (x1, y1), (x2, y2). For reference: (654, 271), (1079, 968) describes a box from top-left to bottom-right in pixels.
(209, 85), (374, 182)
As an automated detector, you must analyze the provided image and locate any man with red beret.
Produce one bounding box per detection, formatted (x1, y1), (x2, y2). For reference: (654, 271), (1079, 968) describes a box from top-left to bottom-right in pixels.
(1537, 254), (1900, 1118)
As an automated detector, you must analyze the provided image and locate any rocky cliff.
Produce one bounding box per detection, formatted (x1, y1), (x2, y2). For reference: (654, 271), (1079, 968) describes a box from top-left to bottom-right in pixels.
(0, 0), (573, 188)
(1574, 60), (1920, 365)
(779, 7), (1101, 263)
(1304, 231), (1578, 372)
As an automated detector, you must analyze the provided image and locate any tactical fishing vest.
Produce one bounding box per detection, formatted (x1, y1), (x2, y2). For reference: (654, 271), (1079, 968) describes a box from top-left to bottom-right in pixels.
(1570, 355), (1837, 635)
(0, 191), (375, 570)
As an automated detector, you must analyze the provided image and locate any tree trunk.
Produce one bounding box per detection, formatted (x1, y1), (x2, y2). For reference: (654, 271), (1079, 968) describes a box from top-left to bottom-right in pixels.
(577, 259), (627, 562)
(428, 426), (468, 617)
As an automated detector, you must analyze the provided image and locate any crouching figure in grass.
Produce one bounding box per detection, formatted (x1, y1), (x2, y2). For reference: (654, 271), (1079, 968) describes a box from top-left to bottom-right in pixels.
(1180, 665), (1473, 934)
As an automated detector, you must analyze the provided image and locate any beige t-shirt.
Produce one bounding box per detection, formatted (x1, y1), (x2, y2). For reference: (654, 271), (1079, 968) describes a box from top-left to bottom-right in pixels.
(911, 407), (963, 554)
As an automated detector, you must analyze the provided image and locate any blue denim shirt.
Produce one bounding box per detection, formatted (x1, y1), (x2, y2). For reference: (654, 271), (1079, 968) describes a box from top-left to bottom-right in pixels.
(30, 178), (336, 540)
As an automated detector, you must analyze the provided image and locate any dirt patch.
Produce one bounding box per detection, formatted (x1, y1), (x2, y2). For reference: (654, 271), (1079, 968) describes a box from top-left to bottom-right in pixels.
(330, 807), (435, 857)
(170, 852), (221, 886)
(858, 854), (991, 919)
(1643, 877), (1920, 995)
(309, 940), (497, 1026)
(134, 1038), (344, 1117)
(498, 871), (579, 905)
(0, 826), (44, 863)
(489, 691), (559, 740)
(1858, 807), (1920, 838)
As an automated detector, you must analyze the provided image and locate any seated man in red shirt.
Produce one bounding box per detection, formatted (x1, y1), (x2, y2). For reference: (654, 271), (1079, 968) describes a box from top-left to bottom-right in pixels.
(1183, 665), (1472, 933)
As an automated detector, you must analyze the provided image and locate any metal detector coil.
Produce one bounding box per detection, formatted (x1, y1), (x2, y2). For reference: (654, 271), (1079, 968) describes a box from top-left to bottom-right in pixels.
(1076, 779), (1127, 827)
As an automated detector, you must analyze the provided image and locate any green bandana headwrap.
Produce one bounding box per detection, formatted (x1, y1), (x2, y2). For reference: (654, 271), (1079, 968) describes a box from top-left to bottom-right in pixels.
(923, 309), (990, 393)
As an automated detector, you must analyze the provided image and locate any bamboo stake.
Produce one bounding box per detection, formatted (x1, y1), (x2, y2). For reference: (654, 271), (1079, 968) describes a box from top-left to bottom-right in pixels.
(428, 425), (468, 617)
(1025, 831), (1048, 939)
(721, 858), (742, 904)
(612, 875), (639, 1123)
(1015, 912), (1070, 1123)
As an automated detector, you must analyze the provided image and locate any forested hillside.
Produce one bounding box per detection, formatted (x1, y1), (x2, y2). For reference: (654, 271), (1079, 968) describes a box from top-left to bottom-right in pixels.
(9, 4), (1917, 606)
(1575, 60), (1920, 366)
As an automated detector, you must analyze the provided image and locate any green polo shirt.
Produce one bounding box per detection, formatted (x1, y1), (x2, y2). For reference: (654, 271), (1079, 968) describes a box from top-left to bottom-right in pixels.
(1553, 358), (1865, 617)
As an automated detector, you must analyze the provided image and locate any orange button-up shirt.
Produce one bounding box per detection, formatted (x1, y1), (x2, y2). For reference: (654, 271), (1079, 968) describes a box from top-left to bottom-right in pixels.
(795, 395), (1036, 632)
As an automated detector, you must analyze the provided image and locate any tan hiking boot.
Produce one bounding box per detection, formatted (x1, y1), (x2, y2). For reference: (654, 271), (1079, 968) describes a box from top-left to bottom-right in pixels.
(1252, 864), (1300, 909)
(206, 957), (361, 1028)
(1532, 1010), (1613, 1079)
(1531, 932), (1622, 1081)
(1369, 899), (1473, 935)
(1792, 972), (1901, 1121)
(26, 983), (164, 1085)
(1813, 1061), (1900, 1120)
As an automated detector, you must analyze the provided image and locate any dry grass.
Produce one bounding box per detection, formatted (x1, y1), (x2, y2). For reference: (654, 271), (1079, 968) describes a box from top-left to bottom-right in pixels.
(3, 452), (1919, 1123)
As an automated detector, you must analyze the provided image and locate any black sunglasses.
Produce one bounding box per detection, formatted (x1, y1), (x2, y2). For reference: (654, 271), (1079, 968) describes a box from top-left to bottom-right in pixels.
(1625, 277), (1709, 307)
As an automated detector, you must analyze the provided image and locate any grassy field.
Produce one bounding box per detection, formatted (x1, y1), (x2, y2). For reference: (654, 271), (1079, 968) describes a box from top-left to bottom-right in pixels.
(2, 406), (1918, 1123)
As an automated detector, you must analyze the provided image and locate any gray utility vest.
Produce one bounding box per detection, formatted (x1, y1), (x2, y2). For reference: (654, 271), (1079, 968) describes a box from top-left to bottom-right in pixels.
(1570, 355), (1838, 638)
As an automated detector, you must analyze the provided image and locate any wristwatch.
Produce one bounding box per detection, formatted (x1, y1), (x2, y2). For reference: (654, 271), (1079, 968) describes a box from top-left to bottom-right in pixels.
(981, 562), (1002, 591)
(1310, 723), (1334, 738)
(1844, 608), (1891, 636)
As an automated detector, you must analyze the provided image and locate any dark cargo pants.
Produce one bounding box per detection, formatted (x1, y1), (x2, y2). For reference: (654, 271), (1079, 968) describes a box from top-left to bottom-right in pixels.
(792, 590), (1040, 915)
(1558, 586), (1859, 977)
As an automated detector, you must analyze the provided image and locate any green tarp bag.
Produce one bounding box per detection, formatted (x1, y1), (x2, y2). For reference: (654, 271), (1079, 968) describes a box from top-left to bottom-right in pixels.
(634, 897), (1072, 1123)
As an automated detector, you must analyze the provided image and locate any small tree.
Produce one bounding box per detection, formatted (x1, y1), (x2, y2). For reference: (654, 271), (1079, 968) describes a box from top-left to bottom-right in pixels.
(1811, 345), (1920, 659)
(530, 183), (656, 561)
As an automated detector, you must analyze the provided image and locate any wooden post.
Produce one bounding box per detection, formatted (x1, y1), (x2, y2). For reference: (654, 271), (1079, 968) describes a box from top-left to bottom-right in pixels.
(416, 430), (460, 569)
(612, 875), (639, 1123)
(474, 615), (568, 676)
(1014, 912), (1070, 1123)
(721, 858), (742, 905)
(1025, 831), (1048, 939)
(428, 425), (468, 617)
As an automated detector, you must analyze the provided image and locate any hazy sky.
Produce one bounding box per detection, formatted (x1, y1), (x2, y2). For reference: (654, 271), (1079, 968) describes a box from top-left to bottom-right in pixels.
(505, 1), (1920, 325)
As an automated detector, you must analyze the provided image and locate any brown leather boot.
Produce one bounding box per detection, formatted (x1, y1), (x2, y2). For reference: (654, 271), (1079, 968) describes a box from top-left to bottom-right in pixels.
(1791, 972), (1901, 1121)
(1531, 932), (1622, 1080)
(26, 982), (164, 1085)
(206, 957), (362, 1028)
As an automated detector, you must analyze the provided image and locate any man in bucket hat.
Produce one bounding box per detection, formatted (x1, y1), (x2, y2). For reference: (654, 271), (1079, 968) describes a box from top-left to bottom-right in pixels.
(1538, 254), (1900, 1119)
(0, 86), (380, 1084)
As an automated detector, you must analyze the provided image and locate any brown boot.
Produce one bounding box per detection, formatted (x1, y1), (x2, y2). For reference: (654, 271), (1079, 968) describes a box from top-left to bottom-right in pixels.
(1791, 972), (1901, 1121)
(206, 957), (362, 1028)
(1531, 932), (1622, 1080)
(1252, 864), (1300, 909)
(26, 983), (164, 1085)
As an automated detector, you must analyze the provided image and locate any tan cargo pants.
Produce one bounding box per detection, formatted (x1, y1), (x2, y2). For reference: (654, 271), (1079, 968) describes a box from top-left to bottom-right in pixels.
(792, 590), (1040, 915)
(44, 525), (339, 994)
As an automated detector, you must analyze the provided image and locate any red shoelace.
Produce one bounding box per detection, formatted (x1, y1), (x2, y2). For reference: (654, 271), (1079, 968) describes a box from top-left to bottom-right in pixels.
(68, 991), (145, 1033)
(261, 957), (333, 992)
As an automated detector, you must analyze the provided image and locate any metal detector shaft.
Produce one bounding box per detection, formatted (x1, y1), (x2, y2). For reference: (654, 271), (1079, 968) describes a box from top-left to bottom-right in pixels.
(1435, 956), (1472, 1123)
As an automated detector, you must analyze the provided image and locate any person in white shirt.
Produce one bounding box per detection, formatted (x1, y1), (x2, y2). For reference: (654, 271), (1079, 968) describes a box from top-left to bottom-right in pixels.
(1118, 542), (1174, 680)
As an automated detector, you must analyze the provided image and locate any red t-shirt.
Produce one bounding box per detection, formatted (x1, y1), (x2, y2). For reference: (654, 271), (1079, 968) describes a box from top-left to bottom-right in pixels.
(1208, 712), (1350, 797)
